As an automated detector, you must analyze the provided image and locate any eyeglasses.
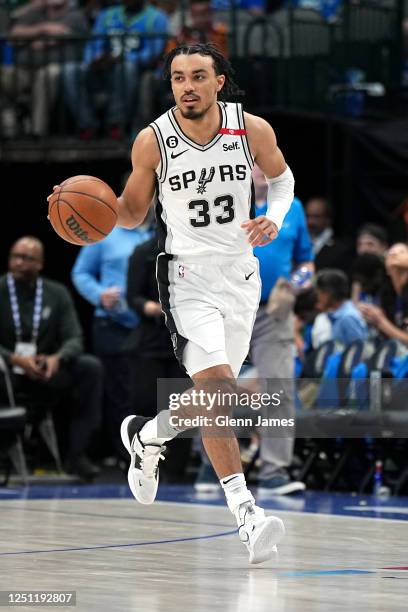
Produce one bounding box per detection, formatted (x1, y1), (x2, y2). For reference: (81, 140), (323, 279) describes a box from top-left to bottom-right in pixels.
(9, 253), (40, 263)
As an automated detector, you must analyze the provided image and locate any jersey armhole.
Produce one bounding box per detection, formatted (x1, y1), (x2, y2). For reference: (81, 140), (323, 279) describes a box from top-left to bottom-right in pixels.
(236, 104), (254, 170)
(149, 122), (168, 183)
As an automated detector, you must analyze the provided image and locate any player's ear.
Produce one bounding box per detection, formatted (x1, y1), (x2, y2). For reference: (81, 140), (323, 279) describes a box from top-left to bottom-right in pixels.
(216, 74), (225, 92)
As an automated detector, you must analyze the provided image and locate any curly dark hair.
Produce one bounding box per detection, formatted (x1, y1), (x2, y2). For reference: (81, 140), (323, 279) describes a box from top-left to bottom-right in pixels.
(162, 43), (244, 100)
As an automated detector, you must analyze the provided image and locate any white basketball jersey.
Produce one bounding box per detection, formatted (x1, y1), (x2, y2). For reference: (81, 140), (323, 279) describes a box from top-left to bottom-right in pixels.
(150, 102), (255, 259)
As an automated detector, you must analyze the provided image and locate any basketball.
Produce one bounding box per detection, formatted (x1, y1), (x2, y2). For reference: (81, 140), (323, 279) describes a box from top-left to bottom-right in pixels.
(48, 175), (118, 245)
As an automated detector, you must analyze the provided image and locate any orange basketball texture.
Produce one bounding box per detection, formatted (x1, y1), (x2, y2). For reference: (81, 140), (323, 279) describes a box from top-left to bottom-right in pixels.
(48, 175), (118, 245)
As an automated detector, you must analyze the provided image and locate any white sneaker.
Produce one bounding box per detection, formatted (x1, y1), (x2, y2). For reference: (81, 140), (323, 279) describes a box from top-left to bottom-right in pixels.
(235, 502), (285, 564)
(120, 415), (166, 505)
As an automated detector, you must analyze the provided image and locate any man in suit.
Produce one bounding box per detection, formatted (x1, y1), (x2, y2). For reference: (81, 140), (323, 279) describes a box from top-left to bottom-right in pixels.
(305, 197), (354, 274)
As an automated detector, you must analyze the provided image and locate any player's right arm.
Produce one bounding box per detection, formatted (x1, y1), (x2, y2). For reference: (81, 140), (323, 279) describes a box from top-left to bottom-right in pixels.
(117, 128), (160, 228)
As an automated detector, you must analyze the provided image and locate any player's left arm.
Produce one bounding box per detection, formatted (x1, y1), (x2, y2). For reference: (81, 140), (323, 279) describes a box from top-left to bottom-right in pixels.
(243, 113), (295, 247)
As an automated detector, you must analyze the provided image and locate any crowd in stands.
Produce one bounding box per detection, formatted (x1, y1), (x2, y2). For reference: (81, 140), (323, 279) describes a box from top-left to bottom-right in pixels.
(0, 0), (406, 490)
(3, 0), (401, 139)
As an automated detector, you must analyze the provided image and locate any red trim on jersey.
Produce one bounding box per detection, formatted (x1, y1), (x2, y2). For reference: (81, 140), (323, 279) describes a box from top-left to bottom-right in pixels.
(219, 128), (247, 136)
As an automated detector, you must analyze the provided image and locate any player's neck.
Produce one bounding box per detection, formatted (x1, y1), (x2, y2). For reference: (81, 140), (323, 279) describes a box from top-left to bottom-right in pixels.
(175, 102), (221, 146)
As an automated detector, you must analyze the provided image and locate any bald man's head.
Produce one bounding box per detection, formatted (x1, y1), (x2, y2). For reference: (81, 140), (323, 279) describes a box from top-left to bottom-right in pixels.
(9, 236), (44, 283)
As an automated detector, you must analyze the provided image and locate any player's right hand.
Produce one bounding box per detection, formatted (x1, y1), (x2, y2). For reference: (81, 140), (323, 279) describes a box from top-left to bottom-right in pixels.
(241, 216), (279, 247)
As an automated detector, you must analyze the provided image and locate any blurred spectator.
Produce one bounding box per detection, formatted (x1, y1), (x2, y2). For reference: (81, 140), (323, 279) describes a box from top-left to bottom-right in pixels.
(166, 0), (228, 57)
(294, 286), (318, 357)
(351, 252), (385, 306)
(81, 0), (111, 28)
(356, 223), (388, 257)
(126, 227), (184, 411)
(315, 269), (368, 345)
(251, 165), (313, 495)
(288, 0), (342, 20)
(195, 165), (313, 494)
(210, 0), (265, 13)
(360, 243), (408, 346)
(71, 223), (152, 459)
(126, 227), (191, 482)
(63, 0), (168, 138)
(392, 197), (408, 241)
(155, 0), (185, 36)
(305, 196), (354, 274)
(5, 0), (88, 136)
(0, 236), (102, 480)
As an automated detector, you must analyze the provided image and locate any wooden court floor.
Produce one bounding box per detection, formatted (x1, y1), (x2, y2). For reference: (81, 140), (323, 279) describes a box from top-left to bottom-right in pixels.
(0, 495), (407, 612)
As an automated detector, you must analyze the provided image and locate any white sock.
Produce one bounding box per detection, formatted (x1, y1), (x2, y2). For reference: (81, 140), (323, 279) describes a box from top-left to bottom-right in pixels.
(139, 410), (179, 445)
(220, 472), (255, 516)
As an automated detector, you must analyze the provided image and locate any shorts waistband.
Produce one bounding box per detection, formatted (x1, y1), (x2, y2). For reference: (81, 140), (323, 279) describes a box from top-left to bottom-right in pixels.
(166, 252), (254, 265)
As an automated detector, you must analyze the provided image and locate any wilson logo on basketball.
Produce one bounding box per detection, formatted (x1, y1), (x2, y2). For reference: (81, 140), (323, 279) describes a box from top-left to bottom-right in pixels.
(66, 215), (95, 244)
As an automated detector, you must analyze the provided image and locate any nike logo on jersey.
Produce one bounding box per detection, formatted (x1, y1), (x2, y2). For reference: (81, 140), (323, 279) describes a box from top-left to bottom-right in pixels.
(171, 149), (188, 159)
(245, 271), (255, 280)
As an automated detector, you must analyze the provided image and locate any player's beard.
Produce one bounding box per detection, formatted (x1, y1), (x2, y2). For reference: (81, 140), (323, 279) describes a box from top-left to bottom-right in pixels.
(179, 100), (212, 120)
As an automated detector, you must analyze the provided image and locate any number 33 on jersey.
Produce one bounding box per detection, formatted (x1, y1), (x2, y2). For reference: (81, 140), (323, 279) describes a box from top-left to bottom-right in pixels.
(150, 102), (255, 258)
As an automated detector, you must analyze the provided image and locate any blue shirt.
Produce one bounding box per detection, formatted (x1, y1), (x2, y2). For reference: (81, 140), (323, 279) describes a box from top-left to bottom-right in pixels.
(84, 5), (168, 65)
(329, 300), (368, 345)
(71, 226), (152, 328)
(288, 0), (342, 19)
(254, 197), (314, 303)
(211, 0), (265, 9)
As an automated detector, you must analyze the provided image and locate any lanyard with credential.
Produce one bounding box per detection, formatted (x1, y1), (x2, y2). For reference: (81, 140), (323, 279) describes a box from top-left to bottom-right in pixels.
(7, 273), (43, 344)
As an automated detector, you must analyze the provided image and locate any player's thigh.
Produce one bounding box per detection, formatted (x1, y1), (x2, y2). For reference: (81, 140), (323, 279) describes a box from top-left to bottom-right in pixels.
(183, 340), (230, 378)
(157, 254), (227, 354)
(224, 283), (260, 378)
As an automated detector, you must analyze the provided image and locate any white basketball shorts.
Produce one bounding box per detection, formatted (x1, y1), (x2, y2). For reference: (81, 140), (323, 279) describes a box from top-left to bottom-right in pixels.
(156, 252), (261, 377)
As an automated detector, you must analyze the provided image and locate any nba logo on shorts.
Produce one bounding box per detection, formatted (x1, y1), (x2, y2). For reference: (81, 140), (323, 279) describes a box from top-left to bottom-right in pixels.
(178, 265), (185, 278)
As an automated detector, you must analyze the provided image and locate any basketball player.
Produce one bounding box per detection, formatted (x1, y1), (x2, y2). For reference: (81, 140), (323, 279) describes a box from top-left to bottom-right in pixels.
(121, 43), (295, 564)
(59, 43), (294, 563)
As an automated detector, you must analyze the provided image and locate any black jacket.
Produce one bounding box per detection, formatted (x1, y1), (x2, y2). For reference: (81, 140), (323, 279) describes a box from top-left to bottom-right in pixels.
(0, 274), (83, 363)
(126, 236), (173, 358)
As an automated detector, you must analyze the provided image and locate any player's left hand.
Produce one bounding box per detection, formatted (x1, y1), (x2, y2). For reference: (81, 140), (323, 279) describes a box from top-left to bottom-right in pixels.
(241, 216), (278, 247)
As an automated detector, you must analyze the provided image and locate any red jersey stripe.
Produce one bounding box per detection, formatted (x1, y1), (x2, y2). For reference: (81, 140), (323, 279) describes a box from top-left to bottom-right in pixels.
(219, 128), (247, 136)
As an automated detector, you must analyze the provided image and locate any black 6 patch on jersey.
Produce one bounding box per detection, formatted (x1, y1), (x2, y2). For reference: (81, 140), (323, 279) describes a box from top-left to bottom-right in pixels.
(166, 136), (178, 149)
